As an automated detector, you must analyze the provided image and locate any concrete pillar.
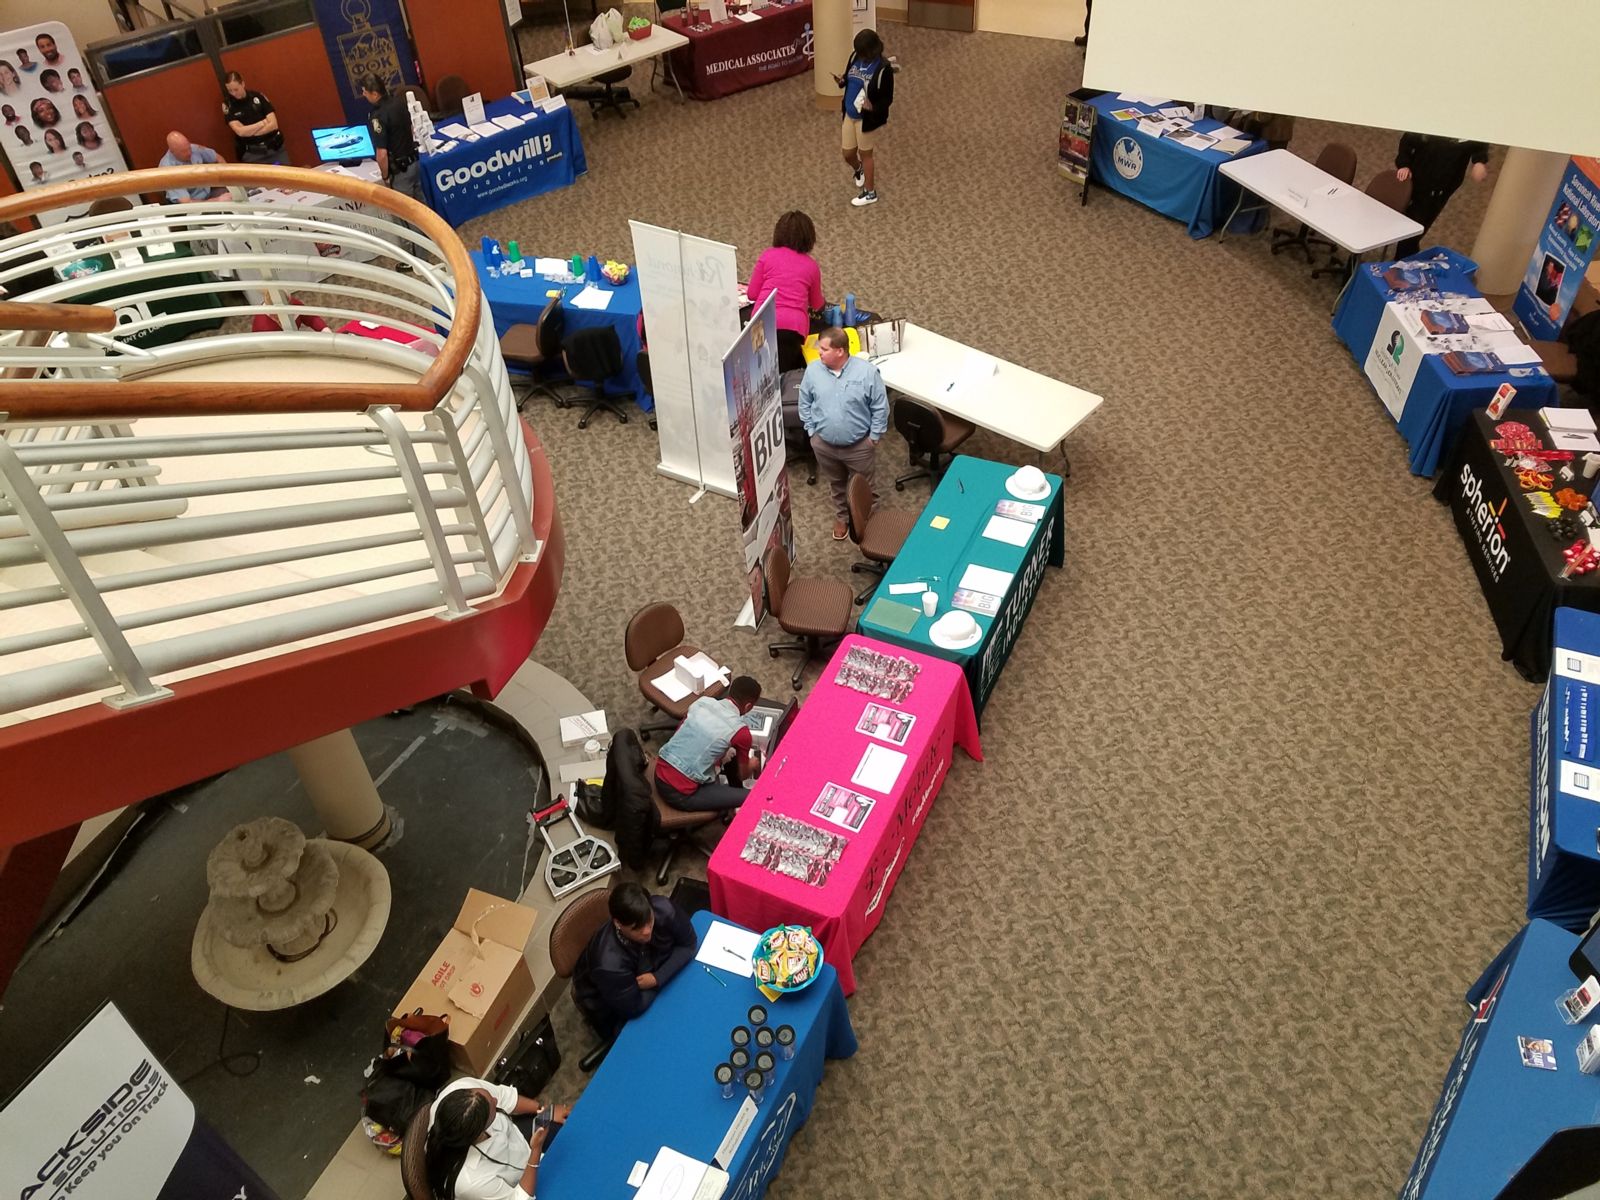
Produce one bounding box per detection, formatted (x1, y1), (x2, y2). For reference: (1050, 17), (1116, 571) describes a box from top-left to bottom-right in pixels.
(286, 728), (391, 849)
(1471, 147), (1569, 296)
(814, 0), (851, 112)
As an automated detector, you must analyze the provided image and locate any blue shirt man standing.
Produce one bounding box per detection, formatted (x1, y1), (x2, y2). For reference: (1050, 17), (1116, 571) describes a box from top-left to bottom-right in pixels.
(798, 326), (888, 540)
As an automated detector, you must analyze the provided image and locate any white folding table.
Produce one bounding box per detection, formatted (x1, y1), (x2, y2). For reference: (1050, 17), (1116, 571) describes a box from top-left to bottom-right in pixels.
(526, 27), (691, 99)
(1217, 149), (1423, 262)
(870, 322), (1103, 475)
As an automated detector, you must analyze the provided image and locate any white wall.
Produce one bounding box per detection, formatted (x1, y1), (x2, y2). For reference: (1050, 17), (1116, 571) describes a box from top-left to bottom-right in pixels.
(1, 0), (122, 47)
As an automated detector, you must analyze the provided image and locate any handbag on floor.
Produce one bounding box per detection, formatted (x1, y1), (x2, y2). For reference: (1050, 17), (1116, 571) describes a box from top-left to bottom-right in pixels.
(491, 1014), (561, 1098)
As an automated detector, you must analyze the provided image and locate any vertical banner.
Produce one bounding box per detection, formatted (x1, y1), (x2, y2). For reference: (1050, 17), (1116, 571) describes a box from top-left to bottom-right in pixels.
(724, 292), (794, 626)
(1514, 156), (1600, 342)
(310, 0), (419, 125)
(0, 21), (128, 226)
(1058, 89), (1096, 202)
(682, 233), (742, 497)
(0, 1002), (280, 1200)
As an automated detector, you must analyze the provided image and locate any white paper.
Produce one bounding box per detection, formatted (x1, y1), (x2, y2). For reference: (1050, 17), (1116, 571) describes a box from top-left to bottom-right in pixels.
(491, 113), (526, 130)
(1209, 124), (1244, 140)
(958, 564), (1014, 595)
(1135, 119), (1167, 138)
(696, 920), (759, 976)
(534, 257), (569, 276)
(981, 515), (1033, 547)
(468, 122), (502, 139)
(887, 581), (927, 595)
(735, 9), (761, 18)
(851, 742), (907, 793)
(948, 349), (997, 395)
(1545, 406), (1599, 432)
(1467, 311), (1514, 333)
(438, 121), (472, 138)
(709, 0), (729, 18)
(461, 92), (487, 127)
(1551, 428), (1600, 452)
(635, 1147), (727, 1200)
(1157, 105), (1191, 119)
(712, 1097), (758, 1170)
(652, 669), (694, 702)
(1116, 92), (1168, 105)
(629, 1162), (651, 1187)
(571, 285), (614, 311)
(540, 95), (569, 113)
(560, 709), (608, 746)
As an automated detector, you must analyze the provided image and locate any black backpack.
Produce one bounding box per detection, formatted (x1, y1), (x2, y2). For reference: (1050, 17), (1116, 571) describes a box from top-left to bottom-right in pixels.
(361, 1010), (451, 1132)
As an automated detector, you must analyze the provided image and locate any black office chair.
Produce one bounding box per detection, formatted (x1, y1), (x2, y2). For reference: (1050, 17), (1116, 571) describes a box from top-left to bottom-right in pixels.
(434, 74), (470, 118)
(565, 42), (640, 120)
(892, 396), (975, 490)
(1272, 142), (1357, 261)
(562, 326), (631, 428)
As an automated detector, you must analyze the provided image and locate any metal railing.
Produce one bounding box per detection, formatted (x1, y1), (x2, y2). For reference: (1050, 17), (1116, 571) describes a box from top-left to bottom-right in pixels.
(0, 165), (539, 725)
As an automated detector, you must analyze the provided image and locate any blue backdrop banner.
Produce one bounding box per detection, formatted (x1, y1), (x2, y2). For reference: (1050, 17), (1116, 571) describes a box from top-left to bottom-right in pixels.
(311, 0), (418, 124)
(1514, 157), (1600, 342)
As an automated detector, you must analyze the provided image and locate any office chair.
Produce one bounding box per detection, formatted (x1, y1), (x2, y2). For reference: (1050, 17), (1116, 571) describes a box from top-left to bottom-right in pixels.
(779, 367), (816, 484)
(549, 887), (620, 1072)
(1313, 170), (1412, 282)
(1271, 142), (1356, 261)
(892, 396), (975, 491)
(434, 74), (470, 117)
(401, 83), (433, 116)
(645, 759), (723, 885)
(565, 44), (640, 120)
(401, 1107), (432, 1197)
(847, 474), (918, 605)
(624, 601), (726, 739)
(86, 196), (132, 216)
(561, 325), (631, 428)
(635, 345), (658, 431)
(499, 297), (566, 409)
(765, 545), (853, 690)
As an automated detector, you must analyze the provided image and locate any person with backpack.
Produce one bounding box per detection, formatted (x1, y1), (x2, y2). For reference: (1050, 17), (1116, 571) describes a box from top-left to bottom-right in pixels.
(833, 29), (894, 208)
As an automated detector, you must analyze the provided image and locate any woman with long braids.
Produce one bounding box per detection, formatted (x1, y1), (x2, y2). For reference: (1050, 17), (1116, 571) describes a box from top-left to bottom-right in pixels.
(425, 1078), (569, 1200)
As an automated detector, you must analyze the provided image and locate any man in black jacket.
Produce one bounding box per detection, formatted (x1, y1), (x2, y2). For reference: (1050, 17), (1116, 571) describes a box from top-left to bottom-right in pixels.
(833, 29), (894, 208)
(1394, 132), (1489, 258)
(572, 883), (697, 1041)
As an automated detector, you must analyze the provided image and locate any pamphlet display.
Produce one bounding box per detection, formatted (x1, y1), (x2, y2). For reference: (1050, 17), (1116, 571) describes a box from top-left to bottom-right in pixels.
(1058, 88), (1097, 204)
(1514, 157), (1600, 343)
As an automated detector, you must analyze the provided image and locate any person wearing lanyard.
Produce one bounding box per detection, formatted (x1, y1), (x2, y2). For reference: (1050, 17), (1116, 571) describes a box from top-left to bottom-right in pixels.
(221, 71), (285, 164)
(798, 326), (888, 540)
(425, 1078), (571, 1200)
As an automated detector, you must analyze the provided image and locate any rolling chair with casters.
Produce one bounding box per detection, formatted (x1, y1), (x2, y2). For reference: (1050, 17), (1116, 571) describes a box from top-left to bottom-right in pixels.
(892, 396), (975, 490)
(847, 474), (917, 605)
(561, 326), (631, 428)
(1313, 169), (1412, 281)
(764, 545), (853, 690)
(434, 73), (470, 117)
(1271, 142), (1357, 260)
(401, 1106), (432, 1198)
(499, 297), (567, 409)
(646, 759), (723, 885)
(565, 53), (640, 120)
(624, 600), (726, 739)
(549, 886), (620, 1072)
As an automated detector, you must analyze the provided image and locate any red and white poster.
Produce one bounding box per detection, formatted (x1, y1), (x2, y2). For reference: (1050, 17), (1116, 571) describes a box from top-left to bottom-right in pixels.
(725, 291), (795, 626)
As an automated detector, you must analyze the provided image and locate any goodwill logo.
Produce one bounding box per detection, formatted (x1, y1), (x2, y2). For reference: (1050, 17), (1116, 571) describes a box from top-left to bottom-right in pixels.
(1112, 137), (1143, 180)
(1459, 461), (1511, 580)
(435, 133), (558, 193)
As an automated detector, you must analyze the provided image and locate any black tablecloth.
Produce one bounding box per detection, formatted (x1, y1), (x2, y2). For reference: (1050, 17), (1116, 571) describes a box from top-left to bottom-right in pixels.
(1434, 410), (1600, 680)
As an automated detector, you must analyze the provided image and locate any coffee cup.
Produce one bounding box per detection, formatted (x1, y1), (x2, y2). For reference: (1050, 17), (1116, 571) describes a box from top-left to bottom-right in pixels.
(921, 591), (938, 617)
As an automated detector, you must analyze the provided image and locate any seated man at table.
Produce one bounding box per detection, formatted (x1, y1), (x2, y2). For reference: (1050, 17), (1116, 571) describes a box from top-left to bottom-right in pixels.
(654, 674), (762, 812)
(572, 882), (697, 1042)
(160, 132), (229, 203)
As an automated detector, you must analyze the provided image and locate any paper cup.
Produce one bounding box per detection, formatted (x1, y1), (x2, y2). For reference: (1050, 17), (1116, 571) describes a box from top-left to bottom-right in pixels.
(922, 591), (938, 617)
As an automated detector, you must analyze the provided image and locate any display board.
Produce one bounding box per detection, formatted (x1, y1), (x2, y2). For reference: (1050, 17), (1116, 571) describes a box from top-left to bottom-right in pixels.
(725, 292), (795, 626)
(851, 0), (878, 32)
(1514, 157), (1600, 343)
(0, 21), (128, 225)
(1058, 89), (1097, 205)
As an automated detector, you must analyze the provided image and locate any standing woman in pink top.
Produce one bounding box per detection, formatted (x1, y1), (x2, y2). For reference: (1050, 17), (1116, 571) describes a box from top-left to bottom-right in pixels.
(747, 210), (825, 373)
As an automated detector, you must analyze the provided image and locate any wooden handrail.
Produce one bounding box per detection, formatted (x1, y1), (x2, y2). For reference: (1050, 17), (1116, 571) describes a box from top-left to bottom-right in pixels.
(0, 302), (118, 334)
(0, 165), (479, 420)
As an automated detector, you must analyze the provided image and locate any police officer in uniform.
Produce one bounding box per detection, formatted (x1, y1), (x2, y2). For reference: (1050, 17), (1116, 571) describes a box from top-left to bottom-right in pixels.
(221, 71), (284, 164)
(1394, 132), (1490, 258)
(361, 74), (422, 205)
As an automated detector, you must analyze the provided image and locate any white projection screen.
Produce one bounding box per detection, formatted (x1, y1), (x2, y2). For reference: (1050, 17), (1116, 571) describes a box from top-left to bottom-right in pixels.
(1082, 0), (1596, 158)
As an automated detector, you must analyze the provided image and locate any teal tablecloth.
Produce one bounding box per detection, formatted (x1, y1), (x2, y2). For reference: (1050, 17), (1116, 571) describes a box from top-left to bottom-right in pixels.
(857, 455), (1064, 715)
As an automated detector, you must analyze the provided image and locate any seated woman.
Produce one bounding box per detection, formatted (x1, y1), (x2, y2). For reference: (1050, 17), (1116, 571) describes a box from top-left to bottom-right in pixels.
(747, 210), (824, 374)
(425, 1078), (571, 1200)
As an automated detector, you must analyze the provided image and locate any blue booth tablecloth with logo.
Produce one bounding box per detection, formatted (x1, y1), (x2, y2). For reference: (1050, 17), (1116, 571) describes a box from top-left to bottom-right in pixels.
(1530, 608), (1600, 928)
(423, 96), (586, 226)
(1401, 919), (1600, 1200)
(473, 251), (650, 410)
(1084, 95), (1266, 238)
(538, 911), (857, 1200)
(1332, 247), (1555, 477)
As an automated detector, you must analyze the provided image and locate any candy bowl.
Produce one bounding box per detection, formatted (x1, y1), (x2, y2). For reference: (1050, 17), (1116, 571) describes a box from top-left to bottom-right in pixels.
(751, 925), (824, 998)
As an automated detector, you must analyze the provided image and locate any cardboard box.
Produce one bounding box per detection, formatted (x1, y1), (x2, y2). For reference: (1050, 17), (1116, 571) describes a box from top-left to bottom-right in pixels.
(559, 709), (608, 747)
(394, 889), (537, 1075)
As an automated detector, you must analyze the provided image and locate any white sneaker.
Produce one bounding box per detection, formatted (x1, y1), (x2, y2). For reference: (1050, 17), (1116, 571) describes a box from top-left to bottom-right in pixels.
(851, 167), (864, 189)
(851, 190), (878, 207)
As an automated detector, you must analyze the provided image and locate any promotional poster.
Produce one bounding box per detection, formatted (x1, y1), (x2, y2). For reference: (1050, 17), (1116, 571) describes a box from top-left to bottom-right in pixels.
(725, 292), (794, 626)
(0, 22), (128, 225)
(1513, 156), (1600, 342)
(1058, 92), (1096, 195)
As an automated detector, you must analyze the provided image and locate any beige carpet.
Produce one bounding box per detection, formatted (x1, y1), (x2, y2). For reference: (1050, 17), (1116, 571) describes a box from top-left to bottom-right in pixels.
(489, 20), (1531, 1197)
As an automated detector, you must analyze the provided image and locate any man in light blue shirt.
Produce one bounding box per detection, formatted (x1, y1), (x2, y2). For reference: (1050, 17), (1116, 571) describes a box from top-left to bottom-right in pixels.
(798, 326), (888, 539)
(159, 131), (228, 203)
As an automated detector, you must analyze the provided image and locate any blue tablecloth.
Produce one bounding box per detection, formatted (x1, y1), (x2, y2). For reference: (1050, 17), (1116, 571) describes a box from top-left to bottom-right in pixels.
(423, 96), (587, 226)
(539, 911), (857, 1200)
(1530, 608), (1600, 929)
(1402, 919), (1600, 1200)
(1084, 96), (1267, 238)
(1332, 247), (1556, 476)
(472, 252), (650, 410)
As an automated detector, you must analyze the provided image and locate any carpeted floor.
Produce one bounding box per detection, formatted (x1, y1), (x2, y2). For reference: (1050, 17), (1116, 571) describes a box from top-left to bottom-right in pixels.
(483, 21), (1531, 1198)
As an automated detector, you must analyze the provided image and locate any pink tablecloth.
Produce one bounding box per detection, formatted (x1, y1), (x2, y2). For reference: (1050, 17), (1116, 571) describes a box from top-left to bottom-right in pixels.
(708, 635), (982, 994)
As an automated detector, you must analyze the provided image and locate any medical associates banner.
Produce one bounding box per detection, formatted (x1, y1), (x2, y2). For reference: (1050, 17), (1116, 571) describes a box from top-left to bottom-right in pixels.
(311, 0), (419, 124)
(0, 22), (128, 226)
(725, 292), (794, 627)
(1514, 156), (1600, 342)
(0, 1002), (279, 1200)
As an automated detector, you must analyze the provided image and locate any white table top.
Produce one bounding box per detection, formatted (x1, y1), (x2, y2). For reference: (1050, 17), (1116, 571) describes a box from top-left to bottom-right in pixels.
(528, 27), (690, 89)
(872, 323), (1103, 455)
(1219, 149), (1423, 255)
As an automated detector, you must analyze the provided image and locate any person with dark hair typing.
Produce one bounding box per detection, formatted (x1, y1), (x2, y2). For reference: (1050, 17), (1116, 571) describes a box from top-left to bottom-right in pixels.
(425, 1077), (570, 1200)
(654, 674), (763, 812)
(572, 882), (697, 1044)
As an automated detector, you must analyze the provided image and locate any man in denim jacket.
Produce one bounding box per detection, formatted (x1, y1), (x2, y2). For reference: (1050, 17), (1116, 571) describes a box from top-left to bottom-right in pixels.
(654, 676), (762, 812)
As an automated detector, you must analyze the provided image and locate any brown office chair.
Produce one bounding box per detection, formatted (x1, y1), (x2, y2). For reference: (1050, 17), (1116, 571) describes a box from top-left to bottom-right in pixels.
(625, 601), (726, 739)
(86, 196), (132, 216)
(549, 886), (618, 1071)
(847, 474), (918, 605)
(434, 74), (470, 117)
(401, 1107), (432, 1198)
(765, 546), (852, 690)
(645, 759), (721, 885)
(1271, 142), (1357, 260)
(401, 83), (434, 115)
(892, 396), (976, 491)
(500, 297), (567, 409)
(1313, 170), (1413, 281)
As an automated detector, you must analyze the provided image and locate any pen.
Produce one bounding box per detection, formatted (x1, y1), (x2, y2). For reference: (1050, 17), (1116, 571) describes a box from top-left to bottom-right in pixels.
(703, 965), (727, 987)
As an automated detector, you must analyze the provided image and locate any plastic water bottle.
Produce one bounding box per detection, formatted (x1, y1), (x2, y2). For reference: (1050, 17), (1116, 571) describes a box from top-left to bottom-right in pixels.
(844, 293), (856, 325)
(507, 240), (522, 265)
(486, 239), (505, 276)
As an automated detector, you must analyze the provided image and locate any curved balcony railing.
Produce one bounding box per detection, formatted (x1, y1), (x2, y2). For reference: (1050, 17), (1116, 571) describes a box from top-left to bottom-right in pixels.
(0, 166), (540, 727)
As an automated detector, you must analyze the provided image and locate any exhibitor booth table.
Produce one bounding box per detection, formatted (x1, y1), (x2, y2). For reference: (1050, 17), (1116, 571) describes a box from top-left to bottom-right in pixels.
(1333, 247), (1555, 476)
(1217, 148), (1423, 256)
(661, 0), (813, 100)
(1084, 95), (1266, 238)
(526, 25), (691, 97)
(473, 251), (648, 410)
(1529, 608), (1600, 929)
(538, 911), (857, 1200)
(423, 95), (587, 226)
(1434, 411), (1600, 681)
(707, 636), (982, 995)
(1401, 919), (1600, 1200)
(857, 456), (1064, 716)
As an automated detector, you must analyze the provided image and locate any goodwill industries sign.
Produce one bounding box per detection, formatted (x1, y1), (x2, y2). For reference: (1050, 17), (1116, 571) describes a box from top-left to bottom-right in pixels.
(424, 108), (588, 225)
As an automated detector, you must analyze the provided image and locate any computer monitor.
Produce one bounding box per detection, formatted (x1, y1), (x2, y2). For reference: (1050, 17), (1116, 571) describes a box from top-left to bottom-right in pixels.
(311, 124), (374, 163)
(746, 698), (799, 760)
